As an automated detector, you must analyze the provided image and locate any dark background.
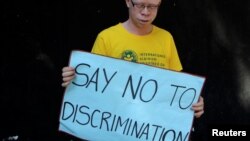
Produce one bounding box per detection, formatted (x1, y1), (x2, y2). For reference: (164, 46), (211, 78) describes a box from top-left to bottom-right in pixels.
(1, 0), (250, 140)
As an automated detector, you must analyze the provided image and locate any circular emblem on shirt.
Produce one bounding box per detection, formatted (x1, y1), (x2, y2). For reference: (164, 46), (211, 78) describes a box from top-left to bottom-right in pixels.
(121, 50), (138, 62)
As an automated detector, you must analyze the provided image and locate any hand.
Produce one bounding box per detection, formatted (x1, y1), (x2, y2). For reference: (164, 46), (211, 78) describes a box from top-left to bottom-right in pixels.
(192, 96), (204, 118)
(62, 66), (75, 87)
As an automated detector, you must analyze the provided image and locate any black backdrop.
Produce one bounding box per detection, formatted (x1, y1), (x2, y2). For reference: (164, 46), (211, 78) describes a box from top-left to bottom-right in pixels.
(2, 0), (250, 140)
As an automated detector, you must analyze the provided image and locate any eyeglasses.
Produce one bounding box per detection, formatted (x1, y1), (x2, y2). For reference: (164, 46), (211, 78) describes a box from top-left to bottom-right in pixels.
(131, 0), (160, 11)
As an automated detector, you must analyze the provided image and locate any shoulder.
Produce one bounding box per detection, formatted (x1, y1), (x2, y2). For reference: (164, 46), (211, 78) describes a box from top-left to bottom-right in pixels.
(153, 25), (173, 40)
(98, 23), (122, 36)
(153, 25), (173, 38)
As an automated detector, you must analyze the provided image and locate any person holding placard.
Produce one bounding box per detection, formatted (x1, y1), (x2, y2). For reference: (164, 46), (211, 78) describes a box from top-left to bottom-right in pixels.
(62, 0), (204, 122)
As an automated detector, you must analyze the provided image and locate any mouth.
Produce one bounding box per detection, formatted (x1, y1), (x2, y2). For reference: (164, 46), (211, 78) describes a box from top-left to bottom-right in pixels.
(139, 19), (150, 23)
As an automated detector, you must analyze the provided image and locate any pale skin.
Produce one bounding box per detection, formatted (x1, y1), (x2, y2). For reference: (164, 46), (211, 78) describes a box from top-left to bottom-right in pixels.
(62, 0), (204, 118)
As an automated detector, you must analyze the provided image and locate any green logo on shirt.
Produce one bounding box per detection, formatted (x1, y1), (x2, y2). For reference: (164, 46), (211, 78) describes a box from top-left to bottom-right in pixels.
(121, 50), (138, 62)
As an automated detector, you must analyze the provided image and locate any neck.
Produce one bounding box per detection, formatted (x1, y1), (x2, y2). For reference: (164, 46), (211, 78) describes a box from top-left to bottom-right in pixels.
(122, 20), (153, 35)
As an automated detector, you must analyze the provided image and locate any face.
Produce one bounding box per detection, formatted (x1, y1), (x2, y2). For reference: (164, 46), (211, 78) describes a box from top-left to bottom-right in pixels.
(126, 0), (161, 27)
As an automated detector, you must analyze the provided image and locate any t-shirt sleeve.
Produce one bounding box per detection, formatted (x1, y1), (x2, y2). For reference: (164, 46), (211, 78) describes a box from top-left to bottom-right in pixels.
(169, 35), (183, 71)
(91, 32), (108, 56)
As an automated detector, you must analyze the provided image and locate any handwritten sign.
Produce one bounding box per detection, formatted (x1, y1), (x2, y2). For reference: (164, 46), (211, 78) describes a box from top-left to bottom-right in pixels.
(59, 50), (205, 141)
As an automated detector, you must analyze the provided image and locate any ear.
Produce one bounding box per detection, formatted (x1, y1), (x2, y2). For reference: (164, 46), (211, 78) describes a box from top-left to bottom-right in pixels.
(125, 0), (130, 8)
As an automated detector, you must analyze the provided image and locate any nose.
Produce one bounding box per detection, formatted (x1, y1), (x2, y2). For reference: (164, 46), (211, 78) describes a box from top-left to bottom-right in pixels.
(141, 6), (150, 15)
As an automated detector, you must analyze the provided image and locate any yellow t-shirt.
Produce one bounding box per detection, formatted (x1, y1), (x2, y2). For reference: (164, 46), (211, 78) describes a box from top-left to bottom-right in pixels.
(91, 23), (182, 71)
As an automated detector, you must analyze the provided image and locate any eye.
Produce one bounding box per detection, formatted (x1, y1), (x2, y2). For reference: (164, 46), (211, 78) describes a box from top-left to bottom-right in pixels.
(136, 4), (145, 9)
(148, 5), (158, 10)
